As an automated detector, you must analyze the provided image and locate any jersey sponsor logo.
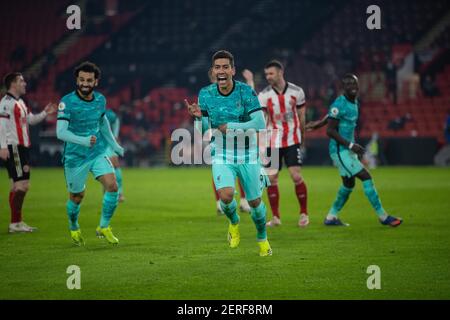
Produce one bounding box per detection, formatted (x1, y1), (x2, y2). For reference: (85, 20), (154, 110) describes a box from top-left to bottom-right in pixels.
(58, 102), (66, 111)
(331, 107), (339, 116)
(272, 111), (294, 122)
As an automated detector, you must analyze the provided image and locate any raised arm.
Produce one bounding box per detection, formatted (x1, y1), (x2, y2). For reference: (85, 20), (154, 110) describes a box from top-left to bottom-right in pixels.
(242, 69), (255, 90)
(185, 98), (209, 133)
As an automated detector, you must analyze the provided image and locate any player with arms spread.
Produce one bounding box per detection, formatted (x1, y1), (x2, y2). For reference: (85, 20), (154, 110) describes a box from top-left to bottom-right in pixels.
(185, 50), (272, 256)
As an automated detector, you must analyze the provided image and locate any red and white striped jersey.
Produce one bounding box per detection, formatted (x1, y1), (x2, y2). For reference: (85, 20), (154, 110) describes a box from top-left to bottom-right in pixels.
(0, 93), (47, 148)
(258, 82), (306, 148)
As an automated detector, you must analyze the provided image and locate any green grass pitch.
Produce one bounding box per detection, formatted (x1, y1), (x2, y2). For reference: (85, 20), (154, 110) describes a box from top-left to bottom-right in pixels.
(0, 167), (449, 299)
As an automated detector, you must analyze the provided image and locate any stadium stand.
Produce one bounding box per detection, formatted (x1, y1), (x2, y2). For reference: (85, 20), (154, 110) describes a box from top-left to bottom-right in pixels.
(1, 0), (449, 165)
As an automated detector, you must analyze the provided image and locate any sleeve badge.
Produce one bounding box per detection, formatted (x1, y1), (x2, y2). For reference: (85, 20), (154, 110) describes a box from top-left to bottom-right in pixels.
(331, 107), (339, 116)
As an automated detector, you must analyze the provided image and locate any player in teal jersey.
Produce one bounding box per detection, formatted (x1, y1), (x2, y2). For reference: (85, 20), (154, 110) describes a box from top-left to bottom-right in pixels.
(207, 67), (251, 215)
(105, 108), (125, 202)
(56, 62), (124, 245)
(306, 74), (402, 227)
(185, 50), (272, 256)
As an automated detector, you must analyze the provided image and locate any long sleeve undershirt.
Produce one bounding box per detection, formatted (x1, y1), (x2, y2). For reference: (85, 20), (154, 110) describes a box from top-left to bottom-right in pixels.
(227, 110), (265, 131)
(56, 119), (91, 147)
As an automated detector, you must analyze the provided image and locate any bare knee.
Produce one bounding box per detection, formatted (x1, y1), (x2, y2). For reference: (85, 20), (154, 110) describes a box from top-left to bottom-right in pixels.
(356, 169), (372, 181)
(291, 173), (303, 185)
(248, 198), (261, 208)
(14, 181), (29, 193)
(105, 182), (118, 193)
(70, 192), (85, 204)
(342, 176), (355, 189)
(218, 188), (234, 204)
(289, 167), (303, 184)
(269, 174), (279, 186)
(100, 174), (118, 192)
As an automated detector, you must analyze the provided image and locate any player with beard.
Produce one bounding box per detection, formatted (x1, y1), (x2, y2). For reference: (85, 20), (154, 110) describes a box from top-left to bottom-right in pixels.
(56, 62), (124, 245)
(252, 61), (309, 228)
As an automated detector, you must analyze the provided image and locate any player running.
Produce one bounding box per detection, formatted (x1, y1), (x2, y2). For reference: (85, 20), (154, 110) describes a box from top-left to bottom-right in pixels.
(207, 68), (251, 214)
(0, 72), (56, 233)
(245, 61), (309, 227)
(307, 74), (402, 227)
(56, 62), (124, 245)
(185, 50), (272, 256)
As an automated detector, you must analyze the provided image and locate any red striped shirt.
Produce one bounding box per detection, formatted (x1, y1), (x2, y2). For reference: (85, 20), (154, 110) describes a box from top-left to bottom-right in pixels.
(258, 82), (306, 148)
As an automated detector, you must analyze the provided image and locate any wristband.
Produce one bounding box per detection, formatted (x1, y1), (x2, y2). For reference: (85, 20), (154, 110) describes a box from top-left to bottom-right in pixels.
(348, 142), (354, 149)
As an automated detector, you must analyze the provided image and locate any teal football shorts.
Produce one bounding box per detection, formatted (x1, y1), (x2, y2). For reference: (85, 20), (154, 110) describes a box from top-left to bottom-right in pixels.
(212, 162), (270, 201)
(330, 149), (364, 178)
(64, 154), (115, 193)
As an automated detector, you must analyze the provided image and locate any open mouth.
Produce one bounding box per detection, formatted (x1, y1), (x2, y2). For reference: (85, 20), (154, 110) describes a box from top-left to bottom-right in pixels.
(217, 75), (227, 84)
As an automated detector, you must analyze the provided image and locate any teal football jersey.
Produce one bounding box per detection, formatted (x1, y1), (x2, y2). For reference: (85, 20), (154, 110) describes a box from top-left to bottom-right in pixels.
(57, 91), (107, 166)
(327, 95), (359, 154)
(198, 80), (262, 163)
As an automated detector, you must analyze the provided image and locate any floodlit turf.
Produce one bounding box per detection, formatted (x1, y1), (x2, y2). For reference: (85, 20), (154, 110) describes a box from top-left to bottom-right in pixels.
(0, 167), (449, 299)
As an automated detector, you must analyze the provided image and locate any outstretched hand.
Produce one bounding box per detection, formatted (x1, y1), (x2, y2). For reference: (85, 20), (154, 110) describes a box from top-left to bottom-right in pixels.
(184, 99), (202, 118)
(305, 121), (317, 131)
(44, 102), (57, 115)
(242, 69), (254, 82)
(306, 115), (329, 131)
